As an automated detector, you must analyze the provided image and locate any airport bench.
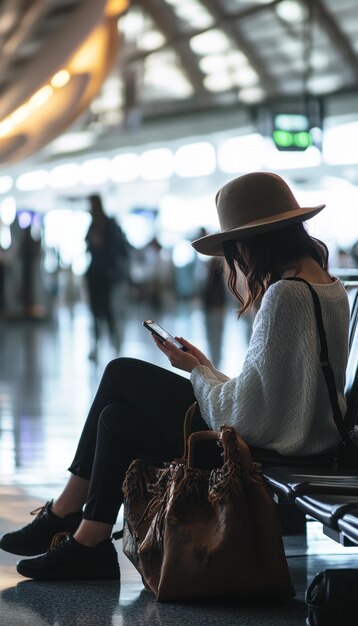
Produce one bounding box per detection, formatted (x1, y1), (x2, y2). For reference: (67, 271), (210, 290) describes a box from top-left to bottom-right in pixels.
(295, 493), (358, 546)
(337, 506), (358, 545)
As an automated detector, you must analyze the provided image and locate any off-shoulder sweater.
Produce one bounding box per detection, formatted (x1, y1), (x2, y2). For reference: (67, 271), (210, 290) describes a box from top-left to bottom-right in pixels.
(190, 279), (350, 456)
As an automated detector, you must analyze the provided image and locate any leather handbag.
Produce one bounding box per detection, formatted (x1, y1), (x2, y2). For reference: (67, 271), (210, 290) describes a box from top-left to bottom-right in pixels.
(121, 403), (295, 602)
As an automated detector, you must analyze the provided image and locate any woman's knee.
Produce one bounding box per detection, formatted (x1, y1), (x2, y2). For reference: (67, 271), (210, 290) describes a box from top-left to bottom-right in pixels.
(104, 357), (149, 381)
(98, 403), (126, 435)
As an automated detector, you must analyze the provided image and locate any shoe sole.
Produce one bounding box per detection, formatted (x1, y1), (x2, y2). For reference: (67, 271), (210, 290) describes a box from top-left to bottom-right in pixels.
(16, 564), (121, 581)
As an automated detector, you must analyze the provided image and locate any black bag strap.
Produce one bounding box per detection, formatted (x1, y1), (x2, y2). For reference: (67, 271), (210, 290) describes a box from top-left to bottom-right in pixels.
(284, 276), (350, 444)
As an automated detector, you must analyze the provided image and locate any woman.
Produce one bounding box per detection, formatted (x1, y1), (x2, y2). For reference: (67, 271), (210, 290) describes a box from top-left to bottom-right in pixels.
(0, 172), (349, 581)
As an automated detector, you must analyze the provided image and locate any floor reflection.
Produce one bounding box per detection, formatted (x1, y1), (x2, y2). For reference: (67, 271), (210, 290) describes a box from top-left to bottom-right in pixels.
(0, 299), (251, 487)
(1, 580), (121, 626)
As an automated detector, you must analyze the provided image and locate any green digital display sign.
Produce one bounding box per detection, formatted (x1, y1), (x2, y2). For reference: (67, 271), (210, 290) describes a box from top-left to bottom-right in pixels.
(272, 113), (314, 151)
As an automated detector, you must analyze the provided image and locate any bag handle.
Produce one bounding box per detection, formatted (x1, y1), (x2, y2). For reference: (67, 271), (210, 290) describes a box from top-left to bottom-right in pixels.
(284, 276), (351, 444)
(182, 401), (198, 460)
(187, 426), (255, 471)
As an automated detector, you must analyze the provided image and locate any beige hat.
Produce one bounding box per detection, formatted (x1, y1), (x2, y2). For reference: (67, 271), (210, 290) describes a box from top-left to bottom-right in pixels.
(191, 172), (325, 256)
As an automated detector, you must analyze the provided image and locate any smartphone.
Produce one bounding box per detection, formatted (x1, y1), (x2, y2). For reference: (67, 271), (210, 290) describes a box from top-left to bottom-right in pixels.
(143, 320), (188, 351)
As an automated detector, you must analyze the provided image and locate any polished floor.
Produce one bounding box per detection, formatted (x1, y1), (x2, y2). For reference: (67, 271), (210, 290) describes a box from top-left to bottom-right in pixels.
(0, 294), (357, 626)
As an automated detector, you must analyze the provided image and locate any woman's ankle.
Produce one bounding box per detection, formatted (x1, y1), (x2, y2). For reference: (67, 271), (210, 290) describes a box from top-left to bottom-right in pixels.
(74, 519), (113, 547)
(51, 499), (81, 519)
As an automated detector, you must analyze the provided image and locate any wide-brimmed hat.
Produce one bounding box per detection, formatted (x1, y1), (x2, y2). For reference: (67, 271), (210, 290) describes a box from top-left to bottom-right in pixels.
(191, 172), (325, 256)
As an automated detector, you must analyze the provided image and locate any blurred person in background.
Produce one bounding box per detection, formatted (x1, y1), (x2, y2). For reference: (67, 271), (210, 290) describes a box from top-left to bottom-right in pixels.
(85, 194), (129, 360)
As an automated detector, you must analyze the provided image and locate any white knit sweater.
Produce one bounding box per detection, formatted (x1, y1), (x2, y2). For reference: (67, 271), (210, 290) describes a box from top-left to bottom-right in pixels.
(190, 279), (350, 456)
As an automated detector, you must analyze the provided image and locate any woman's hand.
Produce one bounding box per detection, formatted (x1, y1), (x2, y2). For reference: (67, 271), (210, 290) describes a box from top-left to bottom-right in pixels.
(152, 335), (208, 373)
(175, 337), (213, 368)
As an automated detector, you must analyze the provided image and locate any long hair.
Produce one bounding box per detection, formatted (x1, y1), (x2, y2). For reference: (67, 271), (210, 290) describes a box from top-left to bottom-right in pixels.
(222, 222), (329, 317)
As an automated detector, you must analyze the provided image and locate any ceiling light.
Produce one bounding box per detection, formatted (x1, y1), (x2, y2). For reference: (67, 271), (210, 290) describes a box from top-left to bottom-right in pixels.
(139, 30), (166, 51)
(275, 0), (307, 23)
(29, 85), (54, 108)
(233, 66), (259, 87)
(139, 148), (174, 180)
(199, 54), (229, 74)
(203, 73), (235, 92)
(0, 196), (16, 224)
(0, 176), (13, 194)
(173, 1), (214, 29)
(51, 70), (71, 88)
(0, 71), (69, 140)
(110, 153), (140, 182)
(91, 77), (124, 113)
(160, 193), (216, 235)
(226, 50), (250, 68)
(307, 75), (344, 94)
(10, 106), (29, 126)
(200, 50), (250, 77)
(310, 52), (330, 71)
(0, 225), (11, 250)
(266, 141), (322, 169)
(238, 86), (266, 103)
(143, 54), (194, 98)
(80, 158), (111, 185)
(117, 8), (144, 39)
(16, 170), (49, 192)
(323, 122), (358, 165)
(190, 29), (232, 55)
(218, 134), (266, 173)
(49, 163), (81, 189)
(48, 132), (95, 154)
(175, 142), (216, 177)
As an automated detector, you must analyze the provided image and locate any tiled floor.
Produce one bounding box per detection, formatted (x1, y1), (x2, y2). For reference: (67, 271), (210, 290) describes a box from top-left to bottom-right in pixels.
(0, 296), (357, 626)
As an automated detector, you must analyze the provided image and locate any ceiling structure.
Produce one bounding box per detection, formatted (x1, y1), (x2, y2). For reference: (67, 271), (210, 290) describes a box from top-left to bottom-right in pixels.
(1, 0), (358, 171)
(0, 0), (128, 166)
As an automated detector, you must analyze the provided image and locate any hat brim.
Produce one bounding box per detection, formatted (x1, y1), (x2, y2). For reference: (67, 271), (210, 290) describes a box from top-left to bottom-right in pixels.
(191, 204), (326, 257)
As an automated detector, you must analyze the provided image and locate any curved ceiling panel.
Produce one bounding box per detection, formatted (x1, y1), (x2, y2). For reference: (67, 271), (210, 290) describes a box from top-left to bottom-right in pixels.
(0, 0), (128, 166)
(0, 0), (108, 121)
(0, 134), (28, 163)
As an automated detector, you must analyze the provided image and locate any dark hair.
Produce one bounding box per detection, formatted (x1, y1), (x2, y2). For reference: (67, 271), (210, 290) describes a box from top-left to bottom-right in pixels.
(222, 222), (329, 316)
(89, 194), (104, 214)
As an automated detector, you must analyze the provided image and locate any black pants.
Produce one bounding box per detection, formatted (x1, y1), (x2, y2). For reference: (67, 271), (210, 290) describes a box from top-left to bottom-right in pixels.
(68, 358), (336, 525)
(68, 358), (208, 524)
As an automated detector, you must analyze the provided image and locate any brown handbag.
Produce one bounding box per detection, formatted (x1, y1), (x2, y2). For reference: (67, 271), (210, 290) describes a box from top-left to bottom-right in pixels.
(121, 402), (296, 602)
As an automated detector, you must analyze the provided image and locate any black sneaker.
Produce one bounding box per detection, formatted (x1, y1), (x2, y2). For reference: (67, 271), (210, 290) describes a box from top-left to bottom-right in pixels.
(0, 500), (82, 556)
(16, 533), (121, 581)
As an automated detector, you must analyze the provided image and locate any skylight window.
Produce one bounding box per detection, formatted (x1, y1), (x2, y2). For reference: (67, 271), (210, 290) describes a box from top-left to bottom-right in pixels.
(275, 0), (308, 23)
(143, 51), (194, 99)
(238, 85), (266, 104)
(166, 0), (214, 30)
(190, 29), (232, 55)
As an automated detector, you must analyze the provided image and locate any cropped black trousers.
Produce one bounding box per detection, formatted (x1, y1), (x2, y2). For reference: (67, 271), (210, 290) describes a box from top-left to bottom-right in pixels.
(68, 357), (208, 524)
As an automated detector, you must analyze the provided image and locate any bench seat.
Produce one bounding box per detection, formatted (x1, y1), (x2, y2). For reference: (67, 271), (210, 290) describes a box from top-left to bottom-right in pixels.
(337, 508), (358, 545)
(262, 466), (358, 502)
(294, 493), (358, 530)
